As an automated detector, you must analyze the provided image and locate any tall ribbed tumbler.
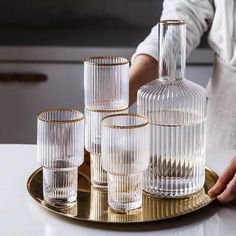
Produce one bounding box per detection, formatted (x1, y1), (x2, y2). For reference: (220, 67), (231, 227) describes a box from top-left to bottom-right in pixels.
(85, 107), (128, 188)
(37, 109), (84, 205)
(101, 114), (150, 212)
(84, 57), (129, 188)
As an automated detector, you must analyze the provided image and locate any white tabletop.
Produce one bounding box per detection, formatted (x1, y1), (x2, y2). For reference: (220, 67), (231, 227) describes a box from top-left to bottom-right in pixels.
(0, 144), (236, 236)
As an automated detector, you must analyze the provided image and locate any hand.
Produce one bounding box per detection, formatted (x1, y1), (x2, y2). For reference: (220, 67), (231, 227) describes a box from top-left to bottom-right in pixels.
(208, 156), (236, 204)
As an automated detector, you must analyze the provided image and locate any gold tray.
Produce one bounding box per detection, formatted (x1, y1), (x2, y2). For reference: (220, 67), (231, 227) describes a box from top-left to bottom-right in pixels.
(27, 155), (218, 223)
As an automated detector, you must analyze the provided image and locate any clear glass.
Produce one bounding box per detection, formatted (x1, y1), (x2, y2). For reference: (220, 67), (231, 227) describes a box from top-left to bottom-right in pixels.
(137, 20), (207, 197)
(37, 109), (84, 205)
(43, 167), (78, 206)
(84, 56), (129, 188)
(89, 186), (108, 221)
(90, 153), (107, 188)
(84, 56), (129, 111)
(101, 114), (150, 212)
(85, 107), (128, 188)
(37, 109), (84, 168)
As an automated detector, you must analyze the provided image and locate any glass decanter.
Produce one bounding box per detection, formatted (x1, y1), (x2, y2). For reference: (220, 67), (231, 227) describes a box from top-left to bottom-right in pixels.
(137, 20), (207, 197)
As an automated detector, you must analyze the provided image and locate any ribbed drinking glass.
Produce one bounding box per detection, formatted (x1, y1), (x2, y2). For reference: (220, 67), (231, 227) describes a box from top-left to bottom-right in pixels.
(85, 108), (128, 188)
(37, 109), (84, 205)
(101, 114), (150, 212)
(84, 56), (129, 188)
(43, 167), (78, 205)
(89, 186), (108, 221)
(84, 56), (129, 111)
(137, 20), (207, 197)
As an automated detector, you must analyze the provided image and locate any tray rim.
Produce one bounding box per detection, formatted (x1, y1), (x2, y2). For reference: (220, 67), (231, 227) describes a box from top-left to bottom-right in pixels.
(27, 167), (218, 224)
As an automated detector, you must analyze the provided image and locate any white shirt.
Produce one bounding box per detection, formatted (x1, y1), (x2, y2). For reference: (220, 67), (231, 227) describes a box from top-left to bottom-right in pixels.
(132, 0), (236, 66)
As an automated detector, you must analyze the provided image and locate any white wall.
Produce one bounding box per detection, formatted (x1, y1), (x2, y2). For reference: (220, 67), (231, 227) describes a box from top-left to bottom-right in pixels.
(0, 47), (213, 143)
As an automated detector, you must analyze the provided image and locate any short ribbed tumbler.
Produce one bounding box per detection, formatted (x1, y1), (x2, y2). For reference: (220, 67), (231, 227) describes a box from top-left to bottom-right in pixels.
(37, 109), (84, 205)
(84, 56), (129, 188)
(101, 114), (150, 212)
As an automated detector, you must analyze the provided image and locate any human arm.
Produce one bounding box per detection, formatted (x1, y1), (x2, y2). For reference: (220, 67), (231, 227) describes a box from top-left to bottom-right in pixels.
(129, 54), (158, 105)
(129, 0), (214, 104)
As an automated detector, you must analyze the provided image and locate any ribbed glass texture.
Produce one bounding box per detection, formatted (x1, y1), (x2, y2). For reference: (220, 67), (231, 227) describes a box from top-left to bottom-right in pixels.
(85, 108), (128, 154)
(43, 167), (78, 206)
(37, 109), (84, 205)
(107, 173), (143, 212)
(84, 56), (129, 111)
(84, 107), (128, 188)
(84, 56), (129, 188)
(90, 186), (108, 221)
(101, 114), (150, 212)
(142, 188), (209, 219)
(37, 109), (84, 168)
(137, 20), (207, 197)
(90, 153), (107, 188)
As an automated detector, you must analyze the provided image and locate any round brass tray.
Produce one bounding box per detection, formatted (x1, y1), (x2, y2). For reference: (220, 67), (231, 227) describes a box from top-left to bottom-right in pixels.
(27, 156), (218, 223)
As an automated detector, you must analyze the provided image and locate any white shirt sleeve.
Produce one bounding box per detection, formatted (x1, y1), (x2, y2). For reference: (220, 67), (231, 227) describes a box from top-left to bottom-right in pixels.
(131, 0), (214, 63)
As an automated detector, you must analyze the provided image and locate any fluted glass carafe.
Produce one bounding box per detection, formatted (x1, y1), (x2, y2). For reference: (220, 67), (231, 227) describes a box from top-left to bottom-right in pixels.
(137, 20), (207, 197)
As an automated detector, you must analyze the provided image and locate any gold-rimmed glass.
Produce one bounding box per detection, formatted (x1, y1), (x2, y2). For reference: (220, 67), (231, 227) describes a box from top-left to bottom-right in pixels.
(84, 56), (129, 188)
(84, 56), (129, 111)
(37, 109), (84, 205)
(101, 114), (150, 212)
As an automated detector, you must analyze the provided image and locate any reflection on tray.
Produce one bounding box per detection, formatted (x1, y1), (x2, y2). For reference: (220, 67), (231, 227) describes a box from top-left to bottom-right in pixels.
(27, 159), (218, 223)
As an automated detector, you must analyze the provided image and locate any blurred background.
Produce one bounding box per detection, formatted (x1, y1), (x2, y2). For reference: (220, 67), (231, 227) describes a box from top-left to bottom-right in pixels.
(0, 0), (213, 143)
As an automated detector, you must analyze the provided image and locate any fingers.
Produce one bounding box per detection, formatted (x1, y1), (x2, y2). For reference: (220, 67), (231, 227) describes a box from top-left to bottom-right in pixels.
(217, 172), (236, 204)
(208, 157), (236, 196)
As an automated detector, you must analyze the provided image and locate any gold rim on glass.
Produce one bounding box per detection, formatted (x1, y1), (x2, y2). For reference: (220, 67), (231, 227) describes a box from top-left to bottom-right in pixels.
(85, 106), (129, 113)
(101, 113), (149, 129)
(160, 19), (185, 25)
(84, 56), (129, 66)
(38, 108), (84, 123)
